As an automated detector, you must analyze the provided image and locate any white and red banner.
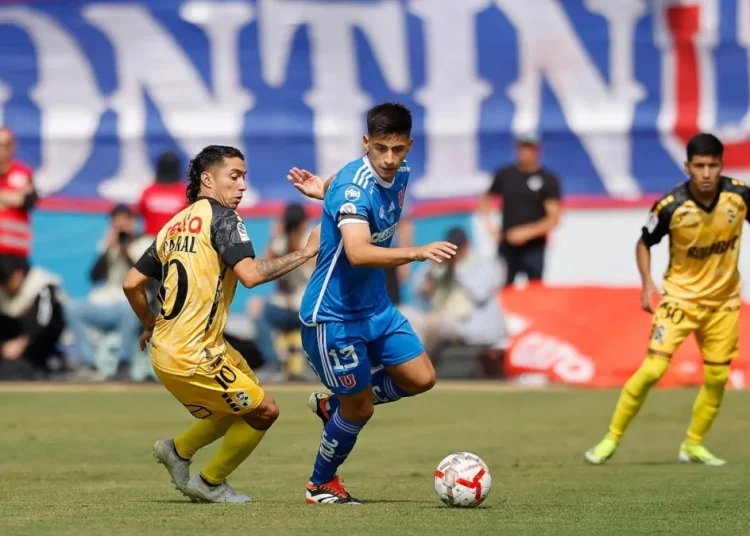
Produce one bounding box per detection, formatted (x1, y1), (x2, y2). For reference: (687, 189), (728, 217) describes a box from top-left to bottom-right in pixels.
(502, 285), (750, 389)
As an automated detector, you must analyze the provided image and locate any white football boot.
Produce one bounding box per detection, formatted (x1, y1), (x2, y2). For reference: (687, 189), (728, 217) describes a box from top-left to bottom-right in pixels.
(153, 439), (191, 493)
(183, 475), (252, 504)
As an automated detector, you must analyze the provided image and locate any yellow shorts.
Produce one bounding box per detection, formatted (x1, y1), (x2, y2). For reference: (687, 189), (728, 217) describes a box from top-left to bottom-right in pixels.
(153, 343), (265, 420)
(648, 299), (740, 364)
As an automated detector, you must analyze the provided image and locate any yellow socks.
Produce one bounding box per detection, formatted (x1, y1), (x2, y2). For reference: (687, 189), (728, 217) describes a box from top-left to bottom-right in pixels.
(685, 364), (729, 445)
(606, 356), (670, 443)
(173, 416), (235, 459)
(200, 418), (266, 484)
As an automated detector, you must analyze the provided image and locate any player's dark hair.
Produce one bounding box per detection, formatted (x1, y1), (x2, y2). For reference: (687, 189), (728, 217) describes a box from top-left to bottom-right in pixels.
(687, 133), (724, 161)
(367, 102), (412, 138)
(186, 145), (245, 203)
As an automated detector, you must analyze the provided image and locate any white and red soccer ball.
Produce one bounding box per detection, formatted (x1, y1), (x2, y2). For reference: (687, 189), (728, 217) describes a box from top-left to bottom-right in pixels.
(433, 452), (492, 507)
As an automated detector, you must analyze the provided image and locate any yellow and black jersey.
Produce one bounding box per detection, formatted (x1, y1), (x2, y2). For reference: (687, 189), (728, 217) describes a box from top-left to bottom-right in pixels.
(134, 197), (255, 376)
(642, 177), (750, 306)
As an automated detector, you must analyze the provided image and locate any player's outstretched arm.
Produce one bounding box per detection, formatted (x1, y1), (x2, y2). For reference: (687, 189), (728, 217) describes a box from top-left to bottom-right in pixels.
(233, 225), (321, 289)
(340, 223), (458, 268)
(287, 168), (336, 201)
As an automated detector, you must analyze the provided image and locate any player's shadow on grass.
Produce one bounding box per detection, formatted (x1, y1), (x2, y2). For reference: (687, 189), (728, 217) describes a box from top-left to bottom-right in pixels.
(363, 498), (434, 505)
(617, 461), (679, 466)
(150, 499), (204, 504)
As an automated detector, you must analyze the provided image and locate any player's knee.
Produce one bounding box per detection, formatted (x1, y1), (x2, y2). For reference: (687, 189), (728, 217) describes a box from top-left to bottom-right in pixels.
(640, 355), (669, 384)
(400, 359), (436, 395)
(244, 394), (280, 430)
(703, 363), (730, 388)
(414, 367), (437, 394)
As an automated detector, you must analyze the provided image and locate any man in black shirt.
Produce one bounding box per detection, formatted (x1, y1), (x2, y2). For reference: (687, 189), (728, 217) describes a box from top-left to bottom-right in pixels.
(480, 133), (562, 286)
(0, 256), (65, 380)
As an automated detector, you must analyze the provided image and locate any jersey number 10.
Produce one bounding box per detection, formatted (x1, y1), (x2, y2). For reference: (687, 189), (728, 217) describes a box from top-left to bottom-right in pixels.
(159, 259), (189, 320)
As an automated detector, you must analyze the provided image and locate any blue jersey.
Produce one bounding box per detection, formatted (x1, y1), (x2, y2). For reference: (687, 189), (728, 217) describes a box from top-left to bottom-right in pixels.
(300, 156), (410, 325)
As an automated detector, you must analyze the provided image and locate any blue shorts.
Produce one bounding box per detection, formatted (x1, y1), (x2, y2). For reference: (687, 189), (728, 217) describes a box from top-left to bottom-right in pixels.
(301, 306), (424, 395)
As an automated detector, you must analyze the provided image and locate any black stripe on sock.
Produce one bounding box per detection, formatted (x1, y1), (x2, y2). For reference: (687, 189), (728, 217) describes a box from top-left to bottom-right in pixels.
(172, 442), (190, 462)
(200, 475), (221, 488)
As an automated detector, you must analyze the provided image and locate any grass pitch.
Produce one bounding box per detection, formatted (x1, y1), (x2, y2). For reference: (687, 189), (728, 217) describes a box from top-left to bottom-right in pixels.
(1, 384), (750, 535)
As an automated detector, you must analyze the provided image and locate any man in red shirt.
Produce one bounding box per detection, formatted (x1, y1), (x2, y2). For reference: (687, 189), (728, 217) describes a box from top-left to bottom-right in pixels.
(0, 127), (36, 260)
(138, 152), (187, 237)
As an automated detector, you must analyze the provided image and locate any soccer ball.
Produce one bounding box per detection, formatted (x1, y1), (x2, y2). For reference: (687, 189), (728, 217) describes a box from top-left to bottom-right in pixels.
(433, 452), (492, 507)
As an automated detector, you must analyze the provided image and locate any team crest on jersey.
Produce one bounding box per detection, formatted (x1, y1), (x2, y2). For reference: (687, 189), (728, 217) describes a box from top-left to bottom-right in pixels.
(235, 391), (251, 408)
(345, 186), (361, 201)
(650, 324), (665, 344)
(237, 222), (250, 242)
(727, 209), (737, 224)
(339, 202), (357, 215)
(398, 187), (405, 208)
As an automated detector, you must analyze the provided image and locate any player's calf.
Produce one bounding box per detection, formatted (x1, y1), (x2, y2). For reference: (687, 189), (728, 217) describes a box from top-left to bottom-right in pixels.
(307, 389), (372, 502)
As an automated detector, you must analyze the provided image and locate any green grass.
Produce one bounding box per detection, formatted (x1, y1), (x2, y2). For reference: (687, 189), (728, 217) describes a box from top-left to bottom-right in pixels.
(1, 385), (750, 535)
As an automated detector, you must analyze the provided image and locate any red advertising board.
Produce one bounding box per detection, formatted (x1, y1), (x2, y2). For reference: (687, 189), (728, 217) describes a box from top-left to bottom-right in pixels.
(501, 285), (750, 389)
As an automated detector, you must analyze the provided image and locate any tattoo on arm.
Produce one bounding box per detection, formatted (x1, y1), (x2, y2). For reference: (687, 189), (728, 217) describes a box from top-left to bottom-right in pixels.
(255, 249), (311, 282)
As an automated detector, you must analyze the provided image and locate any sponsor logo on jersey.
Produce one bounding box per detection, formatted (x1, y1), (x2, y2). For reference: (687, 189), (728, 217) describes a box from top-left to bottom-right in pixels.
(644, 212), (658, 233)
(345, 186), (361, 201)
(371, 223), (398, 243)
(687, 235), (739, 260)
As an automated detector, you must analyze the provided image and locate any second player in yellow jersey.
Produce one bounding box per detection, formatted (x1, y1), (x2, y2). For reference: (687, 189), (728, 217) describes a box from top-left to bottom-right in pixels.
(585, 133), (750, 467)
(123, 145), (320, 503)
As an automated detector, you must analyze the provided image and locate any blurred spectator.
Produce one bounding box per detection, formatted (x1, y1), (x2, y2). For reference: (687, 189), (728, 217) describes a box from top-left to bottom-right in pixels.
(138, 152), (187, 238)
(409, 227), (507, 363)
(480, 133), (561, 286)
(0, 127), (37, 261)
(248, 203), (314, 381)
(0, 256), (65, 381)
(64, 204), (151, 380)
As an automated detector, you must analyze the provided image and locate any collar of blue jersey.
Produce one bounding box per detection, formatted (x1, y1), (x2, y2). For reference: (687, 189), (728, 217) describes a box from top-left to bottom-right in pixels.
(363, 154), (396, 189)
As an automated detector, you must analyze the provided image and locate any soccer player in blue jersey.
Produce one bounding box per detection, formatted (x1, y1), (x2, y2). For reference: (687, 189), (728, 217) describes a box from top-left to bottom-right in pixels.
(287, 102), (458, 504)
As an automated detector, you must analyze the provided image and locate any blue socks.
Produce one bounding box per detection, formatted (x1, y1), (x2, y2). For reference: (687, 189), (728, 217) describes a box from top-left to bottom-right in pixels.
(324, 368), (410, 415)
(311, 411), (365, 484)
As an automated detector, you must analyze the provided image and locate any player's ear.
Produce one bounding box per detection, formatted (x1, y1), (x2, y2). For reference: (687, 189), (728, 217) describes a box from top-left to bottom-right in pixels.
(407, 138), (414, 152)
(683, 160), (690, 176)
(363, 135), (369, 152)
(200, 171), (212, 190)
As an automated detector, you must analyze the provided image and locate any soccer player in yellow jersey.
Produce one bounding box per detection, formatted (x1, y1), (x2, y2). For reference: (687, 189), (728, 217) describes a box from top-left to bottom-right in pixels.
(122, 145), (320, 503)
(586, 133), (750, 466)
